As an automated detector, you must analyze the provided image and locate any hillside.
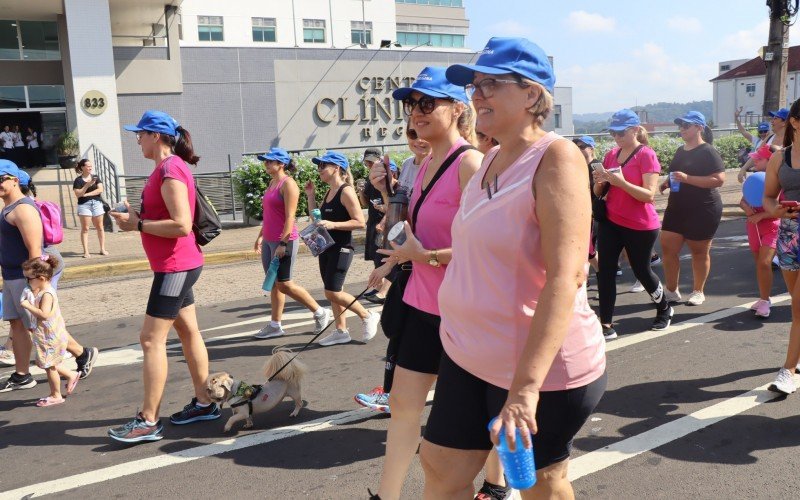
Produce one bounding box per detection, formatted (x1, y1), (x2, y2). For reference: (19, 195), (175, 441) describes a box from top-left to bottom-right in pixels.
(574, 100), (714, 133)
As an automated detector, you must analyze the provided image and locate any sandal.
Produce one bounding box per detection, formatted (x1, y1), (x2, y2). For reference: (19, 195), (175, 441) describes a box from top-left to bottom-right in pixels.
(66, 373), (80, 395)
(37, 396), (65, 407)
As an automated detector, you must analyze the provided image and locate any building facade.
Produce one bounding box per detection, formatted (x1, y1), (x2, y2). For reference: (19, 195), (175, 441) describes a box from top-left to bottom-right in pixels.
(0, 0), (573, 178)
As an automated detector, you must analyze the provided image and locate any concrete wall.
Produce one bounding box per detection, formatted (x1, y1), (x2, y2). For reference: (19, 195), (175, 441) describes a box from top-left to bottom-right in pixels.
(394, 3), (468, 28)
(0, 61), (64, 86)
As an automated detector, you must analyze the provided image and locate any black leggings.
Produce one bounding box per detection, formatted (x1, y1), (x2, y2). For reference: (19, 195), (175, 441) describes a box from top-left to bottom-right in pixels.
(597, 219), (667, 324)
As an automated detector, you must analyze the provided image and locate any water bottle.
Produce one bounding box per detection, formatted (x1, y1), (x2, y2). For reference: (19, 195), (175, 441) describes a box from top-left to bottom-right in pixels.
(311, 208), (322, 223)
(262, 257), (280, 292)
(488, 417), (536, 490)
(669, 172), (681, 192)
(384, 188), (409, 249)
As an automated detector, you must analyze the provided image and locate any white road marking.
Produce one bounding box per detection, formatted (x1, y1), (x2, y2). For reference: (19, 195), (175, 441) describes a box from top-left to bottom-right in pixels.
(568, 380), (792, 481)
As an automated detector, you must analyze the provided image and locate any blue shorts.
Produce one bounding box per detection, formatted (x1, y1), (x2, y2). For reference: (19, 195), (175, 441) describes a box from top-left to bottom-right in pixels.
(77, 199), (105, 217)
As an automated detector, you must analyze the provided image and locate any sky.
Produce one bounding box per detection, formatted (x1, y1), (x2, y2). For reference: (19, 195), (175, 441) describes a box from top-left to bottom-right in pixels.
(464, 0), (800, 114)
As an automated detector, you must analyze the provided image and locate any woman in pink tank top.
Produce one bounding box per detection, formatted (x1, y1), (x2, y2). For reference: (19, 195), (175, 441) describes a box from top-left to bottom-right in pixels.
(417, 38), (607, 499)
(252, 148), (332, 340)
(362, 66), (483, 500)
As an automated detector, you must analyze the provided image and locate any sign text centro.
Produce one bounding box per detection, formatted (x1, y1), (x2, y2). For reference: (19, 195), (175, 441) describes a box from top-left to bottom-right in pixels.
(314, 76), (416, 140)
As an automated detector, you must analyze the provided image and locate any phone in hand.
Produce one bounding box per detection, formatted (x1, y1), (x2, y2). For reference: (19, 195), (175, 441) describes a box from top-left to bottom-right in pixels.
(780, 200), (800, 209)
(591, 164), (603, 172)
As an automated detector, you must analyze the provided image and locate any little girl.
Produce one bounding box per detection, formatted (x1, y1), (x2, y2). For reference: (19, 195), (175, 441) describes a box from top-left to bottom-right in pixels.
(19, 255), (80, 407)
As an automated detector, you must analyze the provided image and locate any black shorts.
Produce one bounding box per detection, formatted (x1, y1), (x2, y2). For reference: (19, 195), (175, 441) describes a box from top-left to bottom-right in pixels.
(146, 266), (203, 319)
(318, 245), (354, 292)
(662, 203), (722, 241)
(396, 305), (442, 374)
(424, 352), (607, 470)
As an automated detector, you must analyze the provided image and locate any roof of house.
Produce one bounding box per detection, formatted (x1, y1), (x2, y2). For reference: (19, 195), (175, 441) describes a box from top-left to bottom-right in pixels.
(711, 46), (800, 82)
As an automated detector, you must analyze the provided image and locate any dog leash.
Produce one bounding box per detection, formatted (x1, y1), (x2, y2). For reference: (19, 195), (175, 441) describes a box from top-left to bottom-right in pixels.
(268, 286), (370, 381)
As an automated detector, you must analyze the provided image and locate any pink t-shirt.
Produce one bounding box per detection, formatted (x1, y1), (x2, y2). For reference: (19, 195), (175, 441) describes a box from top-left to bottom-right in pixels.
(262, 177), (299, 242)
(140, 155), (204, 273)
(439, 133), (606, 391)
(603, 146), (661, 231)
(403, 137), (469, 316)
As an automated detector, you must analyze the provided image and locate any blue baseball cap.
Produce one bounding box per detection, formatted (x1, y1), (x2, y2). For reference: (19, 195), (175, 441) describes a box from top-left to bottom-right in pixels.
(757, 122), (770, 132)
(124, 110), (179, 137)
(17, 169), (30, 187)
(312, 151), (349, 170)
(608, 109), (641, 131)
(573, 135), (596, 149)
(0, 159), (21, 179)
(769, 108), (789, 121)
(392, 66), (469, 103)
(446, 37), (555, 94)
(257, 147), (291, 165)
(674, 111), (707, 127)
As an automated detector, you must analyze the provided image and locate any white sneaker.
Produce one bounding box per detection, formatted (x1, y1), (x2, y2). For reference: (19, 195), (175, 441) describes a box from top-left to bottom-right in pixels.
(362, 311), (380, 342)
(319, 329), (351, 346)
(254, 323), (285, 339)
(664, 288), (682, 303)
(0, 348), (15, 367)
(754, 299), (771, 318)
(768, 368), (797, 395)
(313, 308), (333, 334)
(686, 290), (705, 306)
(630, 281), (645, 293)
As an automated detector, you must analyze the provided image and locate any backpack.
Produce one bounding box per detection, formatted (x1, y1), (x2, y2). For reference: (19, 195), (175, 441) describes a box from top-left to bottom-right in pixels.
(193, 181), (221, 246)
(36, 200), (64, 245)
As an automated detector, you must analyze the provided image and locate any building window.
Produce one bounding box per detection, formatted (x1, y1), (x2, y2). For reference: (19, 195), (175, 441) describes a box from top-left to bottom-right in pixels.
(0, 86), (25, 108)
(745, 83), (756, 94)
(20, 21), (60, 60)
(396, 0), (463, 6)
(720, 64), (730, 71)
(0, 20), (19, 60)
(554, 105), (562, 129)
(197, 16), (224, 42)
(303, 19), (326, 43)
(252, 17), (276, 42)
(351, 21), (372, 45)
(28, 85), (66, 108)
(396, 23), (466, 48)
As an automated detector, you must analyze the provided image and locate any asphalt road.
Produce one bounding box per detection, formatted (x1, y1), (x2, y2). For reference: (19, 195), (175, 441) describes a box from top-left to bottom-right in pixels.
(1, 219), (798, 499)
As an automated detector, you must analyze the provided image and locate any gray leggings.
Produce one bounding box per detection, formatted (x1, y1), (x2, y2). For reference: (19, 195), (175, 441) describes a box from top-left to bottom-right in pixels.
(261, 239), (299, 282)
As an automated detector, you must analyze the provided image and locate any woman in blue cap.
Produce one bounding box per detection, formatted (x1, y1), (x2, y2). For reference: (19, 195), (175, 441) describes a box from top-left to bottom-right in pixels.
(304, 151), (380, 346)
(108, 111), (219, 443)
(658, 111), (725, 307)
(415, 37), (607, 499)
(364, 65), (482, 500)
(253, 147), (333, 340)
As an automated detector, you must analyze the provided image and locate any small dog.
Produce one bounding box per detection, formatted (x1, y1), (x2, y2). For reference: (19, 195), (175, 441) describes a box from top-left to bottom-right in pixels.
(205, 348), (307, 432)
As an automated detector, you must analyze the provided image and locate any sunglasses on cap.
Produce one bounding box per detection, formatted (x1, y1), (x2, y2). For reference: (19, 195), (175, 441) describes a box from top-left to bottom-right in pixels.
(403, 96), (452, 116)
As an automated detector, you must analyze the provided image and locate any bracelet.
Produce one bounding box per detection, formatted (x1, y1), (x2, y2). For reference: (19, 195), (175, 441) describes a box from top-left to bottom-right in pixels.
(137, 219), (143, 232)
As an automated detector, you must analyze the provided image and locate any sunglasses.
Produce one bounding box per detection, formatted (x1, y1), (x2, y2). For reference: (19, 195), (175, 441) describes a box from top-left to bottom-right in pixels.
(406, 129), (418, 141)
(316, 162), (335, 170)
(609, 129), (627, 137)
(576, 144), (590, 150)
(0, 175), (16, 183)
(403, 96), (452, 116)
(678, 122), (695, 130)
(25, 275), (42, 283)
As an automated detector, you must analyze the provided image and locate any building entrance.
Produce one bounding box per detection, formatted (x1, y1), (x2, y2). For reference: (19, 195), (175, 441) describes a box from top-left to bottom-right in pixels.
(0, 111), (66, 167)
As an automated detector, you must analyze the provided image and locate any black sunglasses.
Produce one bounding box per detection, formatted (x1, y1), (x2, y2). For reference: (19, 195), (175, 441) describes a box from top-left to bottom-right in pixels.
(609, 129), (627, 137)
(678, 122), (694, 130)
(0, 175), (16, 183)
(25, 275), (41, 283)
(403, 96), (452, 116)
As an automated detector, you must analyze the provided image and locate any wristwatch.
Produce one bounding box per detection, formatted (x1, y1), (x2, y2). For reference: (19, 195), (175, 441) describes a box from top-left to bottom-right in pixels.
(428, 249), (441, 268)
(137, 219), (144, 232)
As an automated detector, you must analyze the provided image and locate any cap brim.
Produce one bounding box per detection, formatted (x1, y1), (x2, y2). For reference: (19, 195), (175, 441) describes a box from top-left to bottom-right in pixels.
(392, 86), (451, 100)
(311, 157), (322, 165)
(256, 155), (268, 161)
(446, 64), (509, 86)
(123, 125), (144, 132)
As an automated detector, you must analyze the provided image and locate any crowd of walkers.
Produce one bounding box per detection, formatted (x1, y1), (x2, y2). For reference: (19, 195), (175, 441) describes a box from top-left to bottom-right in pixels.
(3, 34), (800, 499)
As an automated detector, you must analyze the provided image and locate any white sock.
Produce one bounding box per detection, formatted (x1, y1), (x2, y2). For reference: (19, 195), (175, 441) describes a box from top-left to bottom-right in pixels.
(195, 401), (210, 408)
(314, 308), (325, 317)
(145, 419), (158, 426)
(270, 321), (281, 328)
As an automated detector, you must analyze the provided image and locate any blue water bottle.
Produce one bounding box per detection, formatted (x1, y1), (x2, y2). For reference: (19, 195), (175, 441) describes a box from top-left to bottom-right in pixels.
(669, 172), (681, 192)
(262, 257), (280, 292)
(311, 208), (322, 223)
(488, 417), (536, 490)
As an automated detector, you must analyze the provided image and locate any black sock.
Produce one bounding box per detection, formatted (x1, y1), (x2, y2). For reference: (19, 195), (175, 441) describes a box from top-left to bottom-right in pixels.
(76, 348), (88, 364)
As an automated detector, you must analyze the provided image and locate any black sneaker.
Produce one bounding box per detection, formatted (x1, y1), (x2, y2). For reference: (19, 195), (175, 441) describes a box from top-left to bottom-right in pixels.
(651, 306), (674, 331)
(169, 397), (221, 425)
(108, 413), (164, 443)
(363, 289), (378, 298)
(76, 347), (99, 379)
(650, 253), (662, 266)
(602, 325), (618, 340)
(0, 372), (37, 392)
(475, 480), (512, 500)
(364, 294), (386, 305)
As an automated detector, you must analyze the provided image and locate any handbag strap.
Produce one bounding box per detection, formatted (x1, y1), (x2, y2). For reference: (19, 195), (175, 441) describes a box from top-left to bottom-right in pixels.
(600, 144), (646, 200)
(411, 144), (475, 231)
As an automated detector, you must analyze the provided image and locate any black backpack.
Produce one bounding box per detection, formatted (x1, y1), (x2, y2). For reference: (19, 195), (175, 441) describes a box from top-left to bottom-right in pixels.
(193, 180), (222, 246)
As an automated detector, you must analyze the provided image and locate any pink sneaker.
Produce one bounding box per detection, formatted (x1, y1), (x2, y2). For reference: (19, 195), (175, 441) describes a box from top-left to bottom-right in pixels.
(755, 299), (771, 318)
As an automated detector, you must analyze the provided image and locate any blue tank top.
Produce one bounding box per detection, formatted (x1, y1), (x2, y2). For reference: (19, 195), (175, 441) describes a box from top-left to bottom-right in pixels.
(0, 197), (40, 280)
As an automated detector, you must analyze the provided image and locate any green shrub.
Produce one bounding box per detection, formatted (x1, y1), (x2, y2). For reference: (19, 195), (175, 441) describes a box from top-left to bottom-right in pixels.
(233, 151), (413, 220)
(713, 134), (751, 170)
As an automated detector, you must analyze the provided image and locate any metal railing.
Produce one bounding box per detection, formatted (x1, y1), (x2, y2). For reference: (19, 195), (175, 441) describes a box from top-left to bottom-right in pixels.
(84, 144), (122, 206)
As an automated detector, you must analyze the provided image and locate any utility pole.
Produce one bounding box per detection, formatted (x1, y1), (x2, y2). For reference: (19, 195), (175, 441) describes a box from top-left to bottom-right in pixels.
(763, 0), (791, 115)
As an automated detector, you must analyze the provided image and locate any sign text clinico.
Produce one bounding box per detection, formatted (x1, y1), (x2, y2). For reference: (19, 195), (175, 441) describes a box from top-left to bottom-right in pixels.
(313, 76), (416, 140)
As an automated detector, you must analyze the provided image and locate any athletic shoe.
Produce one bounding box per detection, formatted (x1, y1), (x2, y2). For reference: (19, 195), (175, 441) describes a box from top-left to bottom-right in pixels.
(768, 368), (797, 395)
(169, 398), (221, 425)
(664, 288), (682, 304)
(615, 266), (623, 277)
(319, 329), (351, 346)
(362, 311), (380, 342)
(630, 281), (645, 293)
(754, 299), (771, 318)
(0, 347), (15, 367)
(650, 253), (662, 266)
(363, 289), (378, 298)
(108, 413), (164, 443)
(76, 346), (99, 379)
(0, 372), (37, 392)
(795, 363), (800, 374)
(354, 386), (390, 413)
(365, 294), (386, 305)
(750, 299), (761, 311)
(686, 291), (705, 306)
(313, 308), (333, 335)
(475, 480), (512, 500)
(254, 324), (285, 339)
(651, 306), (674, 331)
(602, 325), (618, 340)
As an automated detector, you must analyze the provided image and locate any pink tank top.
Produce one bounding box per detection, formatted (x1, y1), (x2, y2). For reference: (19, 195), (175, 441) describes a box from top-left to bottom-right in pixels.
(262, 177), (299, 242)
(403, 137), (469, 316)
(439, 132), (606, 391)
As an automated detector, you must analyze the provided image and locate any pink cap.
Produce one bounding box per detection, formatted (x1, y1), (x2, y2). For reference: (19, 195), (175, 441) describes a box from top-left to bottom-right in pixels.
(749, 144), (773, 161)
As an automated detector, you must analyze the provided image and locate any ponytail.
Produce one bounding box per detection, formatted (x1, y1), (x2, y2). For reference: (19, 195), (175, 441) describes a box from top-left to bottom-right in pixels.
(22, 255), (58, 279)
(457, 102), (477, 146)
(701, 126), (714, 144)
(635, 126), (649, 146)
(161, 126), (200, 165)
(342, 167), (354, 186)
(21, 179), (37, 198)
(75, 158), (90, 174)
(285, 158), (297, 173)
